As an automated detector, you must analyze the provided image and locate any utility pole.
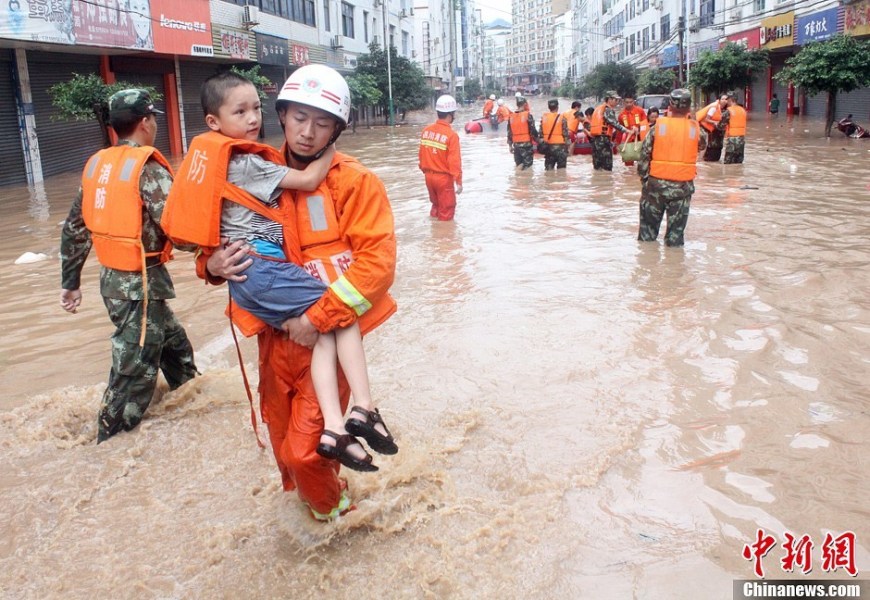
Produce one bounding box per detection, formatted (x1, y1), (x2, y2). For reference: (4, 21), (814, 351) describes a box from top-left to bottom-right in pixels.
(382, 0), (394, 125)
(448, 0), (456, 95)
(677, 14), (686, 86)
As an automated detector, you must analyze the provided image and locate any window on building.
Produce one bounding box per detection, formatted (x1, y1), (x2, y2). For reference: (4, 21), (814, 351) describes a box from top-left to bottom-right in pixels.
(260, 0), (276, 14)
(630, 33), (636, 54)
(341, 2), (354, 37)
(291, 0), (303, 22)
(651, 22), (656, 40)
(753, 0), (764, 12)
(699, 0), (715, 27)
(660, 13), (670, 39)
(630, 0), (635, 19)
(323, 0), (330, 31)
(302, 0), (315, 26)
(402, 30), (409, 55)
(389, 24), (395, 47)
(642, 26), (649, 49)
(363, 10), (368, 42)
(643, 0), (649, 11)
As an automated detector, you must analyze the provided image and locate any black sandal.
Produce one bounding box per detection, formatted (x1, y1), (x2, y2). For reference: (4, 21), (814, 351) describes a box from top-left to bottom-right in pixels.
(316, 430), (378, 472)
(345, 407), (398, 455)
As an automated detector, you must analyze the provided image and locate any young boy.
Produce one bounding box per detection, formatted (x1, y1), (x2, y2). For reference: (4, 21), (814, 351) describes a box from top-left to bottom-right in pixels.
(201, 71), (397, 472)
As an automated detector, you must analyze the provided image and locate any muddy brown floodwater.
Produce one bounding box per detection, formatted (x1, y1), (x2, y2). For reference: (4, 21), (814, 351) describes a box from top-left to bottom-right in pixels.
(0, 100), (868, 599)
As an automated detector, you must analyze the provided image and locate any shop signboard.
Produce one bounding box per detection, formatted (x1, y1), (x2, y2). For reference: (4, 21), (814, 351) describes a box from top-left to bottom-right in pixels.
(256, 32), (288, 66)
(844, 0), (870, 37)
(759, 12), (795, 49)
(725, 28), (761, 50)
(152, 0), (212, 56)
(213, 26), (253, 60)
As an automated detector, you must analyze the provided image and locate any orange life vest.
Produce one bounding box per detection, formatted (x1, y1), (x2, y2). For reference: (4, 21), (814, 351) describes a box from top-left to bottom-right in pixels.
(81, 145), (173, 272)
(562, 109), (580, 134)
(696, 102), (721, 133)
(639, 121), (652, 140)
(589, 104), (611, 137)
(162, 131), (292, 250)
(509, 110), (531, 142)
(483, 99), (494, 117)
(541, 112), (566, 144)
(231, 153), (397, 339)
(726, 105), (747, 137)
(649, 117), (699, 182)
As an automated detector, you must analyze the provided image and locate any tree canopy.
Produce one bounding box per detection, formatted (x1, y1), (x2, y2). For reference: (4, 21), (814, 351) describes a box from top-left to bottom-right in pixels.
(230, 65), (272, 101)
(355, 43), (431, 118)
(583, 63), (637, 99)
(48, 73), (161, 146)
(775, 35), (870, 136)
(688, 43), (769, 95)
(637, 68), (676, 94)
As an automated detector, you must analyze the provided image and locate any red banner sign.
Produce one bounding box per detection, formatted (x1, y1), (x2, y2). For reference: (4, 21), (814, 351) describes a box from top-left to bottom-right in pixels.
(151, 0), (212, 56)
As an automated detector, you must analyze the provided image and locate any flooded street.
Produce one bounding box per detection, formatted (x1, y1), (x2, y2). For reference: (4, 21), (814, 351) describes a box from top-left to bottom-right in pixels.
(1, 100), (868, 599)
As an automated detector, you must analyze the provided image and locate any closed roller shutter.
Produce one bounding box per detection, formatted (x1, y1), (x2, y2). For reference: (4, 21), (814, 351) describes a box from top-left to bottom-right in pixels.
(750, 72), (768, 115)
(180, 61), (221, 146)
(0, 50), (27, 187)
(836, 86), (870, 122)
(112, 70), (171, 156)
(28, 52), (104, 178)
(803, 91), (827, 119)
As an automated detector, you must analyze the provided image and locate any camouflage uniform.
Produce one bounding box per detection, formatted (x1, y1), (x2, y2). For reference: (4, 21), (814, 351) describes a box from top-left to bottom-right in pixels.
(540, 112), (571, 171)
(591, 105), (631, 171)
(507, 108), (539, 170)
(703, 107), (726, 162)
(637, 124), (696, 247)
(61, 140), (198, 442)
(724, 136), (745, 164)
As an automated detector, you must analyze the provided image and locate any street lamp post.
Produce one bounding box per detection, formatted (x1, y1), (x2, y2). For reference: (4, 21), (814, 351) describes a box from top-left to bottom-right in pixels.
(382, 0), (394, 126)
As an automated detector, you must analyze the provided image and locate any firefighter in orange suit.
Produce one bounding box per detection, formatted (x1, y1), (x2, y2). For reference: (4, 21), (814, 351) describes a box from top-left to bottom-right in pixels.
(419, 94), (463, 220)
(196, 65), (397, 521)
(637, 88), (700, 247)
(59, 89), (198, 443)
(617, 93), (648, 166)
(495, 98), (512, 124)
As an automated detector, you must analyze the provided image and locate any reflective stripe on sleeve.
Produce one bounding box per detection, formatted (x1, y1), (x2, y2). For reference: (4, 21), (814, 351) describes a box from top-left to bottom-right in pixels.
(329, 275), (373, 316)
(421, 139), (448, 151)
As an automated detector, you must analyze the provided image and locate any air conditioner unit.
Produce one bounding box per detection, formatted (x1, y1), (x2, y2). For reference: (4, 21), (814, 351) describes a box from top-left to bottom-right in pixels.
(331, 34), (344, 49)
(242, 4), (260, 27)
(688, 15), (700, 32)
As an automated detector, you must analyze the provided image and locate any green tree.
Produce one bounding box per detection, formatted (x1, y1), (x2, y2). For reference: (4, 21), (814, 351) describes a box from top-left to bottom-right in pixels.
(583, 63), (637, 99)
(637, 68), (676, 94)
(230, 65), (272, 101)
(346, 73), (383, 130)
(49, 73), (161, 147)
(689, 43), (769, 97)
(356, 43), (431, 123)
(464, 78), (483, 100)
(775, 35), (870, 137)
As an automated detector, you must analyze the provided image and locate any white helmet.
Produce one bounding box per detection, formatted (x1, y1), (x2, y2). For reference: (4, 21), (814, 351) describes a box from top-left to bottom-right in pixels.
(497, 98), (504, 106)
(515, 91), (523, 98)
(276, 64), (351, 126)
(489, 94), (496, 100)
(435, 94), (458, 113)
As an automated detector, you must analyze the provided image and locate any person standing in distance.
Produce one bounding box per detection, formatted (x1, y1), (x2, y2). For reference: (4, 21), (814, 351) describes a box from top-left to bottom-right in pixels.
(59, 89), (198, 442)
(637, 88), (701, 247)
(507, 95), (539, 170)
(722, 92), (747, 164)
(419, 94), (463, 221)
(589, 90), (636, 171)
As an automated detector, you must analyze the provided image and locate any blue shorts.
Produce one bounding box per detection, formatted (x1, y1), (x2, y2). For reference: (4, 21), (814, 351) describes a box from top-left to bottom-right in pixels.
(228, 255), (327, 330)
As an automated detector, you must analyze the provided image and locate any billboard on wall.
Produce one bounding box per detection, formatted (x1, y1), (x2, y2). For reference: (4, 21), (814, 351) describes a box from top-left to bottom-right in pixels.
(0, 0), (212, 53)
(212, 26), (254, 60)
(151, 0), (212, 56)
(255, 32), (288, 66)
(760, 12), (795, 49)
(725, 28), (761, 50)
(844, 0), (870, 37)
(795, 7), (841, 45)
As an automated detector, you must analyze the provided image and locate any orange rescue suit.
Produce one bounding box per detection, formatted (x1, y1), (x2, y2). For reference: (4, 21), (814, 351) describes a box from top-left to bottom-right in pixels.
(496, 104), (512, 123)
(619, 106), (648, 129)
(81, 145), (173, 271)
(541, 112), (566, 144)
(482, 98), (494, 117)
(418, 119), (462, 185)
(696, 101), (722, 133)
(195, 147), (396, 515)
(589, 104), (611, 137)
(650, 117), (700, 182)
(726, 105), (747, 137)
(509, 110), (532, 142)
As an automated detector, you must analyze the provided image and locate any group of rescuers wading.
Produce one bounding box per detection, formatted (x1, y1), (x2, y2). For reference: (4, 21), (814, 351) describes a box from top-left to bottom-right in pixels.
(58, 67), (747, 522)
(420, 88), (747, 248)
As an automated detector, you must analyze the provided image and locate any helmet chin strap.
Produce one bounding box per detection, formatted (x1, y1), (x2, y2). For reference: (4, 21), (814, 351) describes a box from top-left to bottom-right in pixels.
(287, 125), (345, 164)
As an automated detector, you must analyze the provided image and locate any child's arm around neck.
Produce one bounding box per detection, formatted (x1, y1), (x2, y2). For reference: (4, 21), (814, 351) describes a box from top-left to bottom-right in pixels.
(278, 145), (335, 192)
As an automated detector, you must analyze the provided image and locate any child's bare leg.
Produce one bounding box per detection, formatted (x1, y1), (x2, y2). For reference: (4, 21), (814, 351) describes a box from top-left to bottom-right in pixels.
(310, 331), (367, 460)
(335, 323), (389, 439)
